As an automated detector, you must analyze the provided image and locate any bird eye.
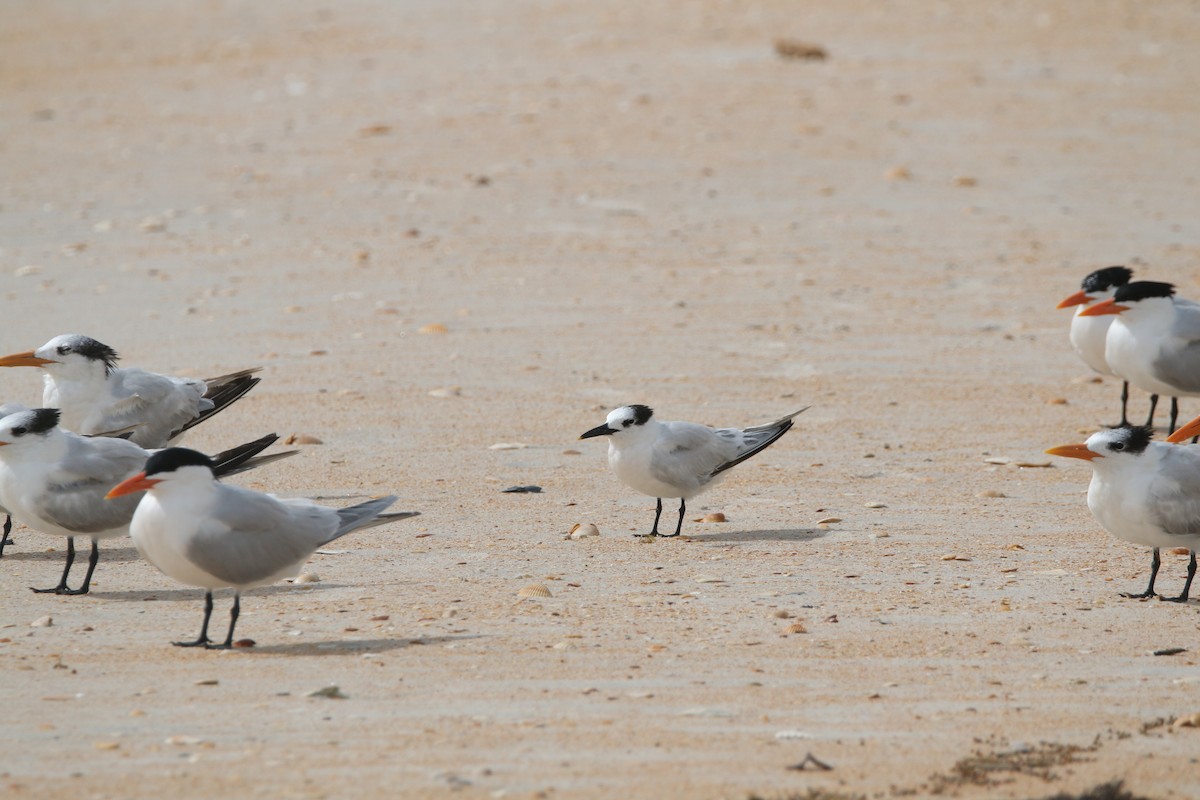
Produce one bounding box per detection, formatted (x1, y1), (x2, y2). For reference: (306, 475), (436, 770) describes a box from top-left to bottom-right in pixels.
(622, 419), (633, 427)
(56, 345), (70, 355)
(1111, 442), (1125, 451)
(11, 427), (25, 436)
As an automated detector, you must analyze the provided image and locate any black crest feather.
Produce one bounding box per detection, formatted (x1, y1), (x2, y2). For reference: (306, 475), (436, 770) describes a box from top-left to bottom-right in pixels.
(1113, 281), (1175, 303)
(1113, 425), (1153, 455)
(629, 405), (654, 426)
(1081, 266), (1132, 293)
(21, 408), (61, 435)
(144, 447), (216, 476)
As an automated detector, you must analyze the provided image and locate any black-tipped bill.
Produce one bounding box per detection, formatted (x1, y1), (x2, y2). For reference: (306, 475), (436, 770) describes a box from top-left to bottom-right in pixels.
(580, 423), (616, 440)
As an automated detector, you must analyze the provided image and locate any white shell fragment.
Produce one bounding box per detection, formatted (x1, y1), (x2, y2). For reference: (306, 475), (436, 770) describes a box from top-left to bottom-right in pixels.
(31, 616), (53, 628)
(488, 442), (527, 451)
(567, 523), (600, 539)
(293, 572), (321, 584)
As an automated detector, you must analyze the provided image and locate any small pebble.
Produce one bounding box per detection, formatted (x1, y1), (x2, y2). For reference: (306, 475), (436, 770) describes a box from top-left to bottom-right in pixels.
(703, 512), (727, 523)
(561, 449), (581, 455)
(194, 679), (218, 686)
(772, 609), (791, 619)
(284, 434), (323, 445)
(863, 502), (887, 509)
(501, 485), (542, 494)
(428, 387), (461, 398)
(31, 616), (52, 628)
(977, 490), (1006, 498)
(306, 686), (348, 699)
(93, 741), (120, 751)
(488, 442), (527, 451)
(233, 639), (256, 648)
(418, 323), (448, 334)
(293, 572), (321, 584)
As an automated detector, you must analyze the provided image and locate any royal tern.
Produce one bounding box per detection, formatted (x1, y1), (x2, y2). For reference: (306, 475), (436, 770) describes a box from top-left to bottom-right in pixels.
(580, 405), (806, 538)
(1080, 281), (1200, 434)
(0, 334), (260, 448)
(0, 408), (291, 594)
(1056, 266), (1135, 425)
(107, 447), (418, 648)
(1046, 425), (1197, 602)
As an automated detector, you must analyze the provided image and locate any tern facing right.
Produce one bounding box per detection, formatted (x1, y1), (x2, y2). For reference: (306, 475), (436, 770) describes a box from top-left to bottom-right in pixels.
(580, 405), (807, 538)
(107, 447), (419, 649)
(1046, 426), (1198, 602)
(1056, 266), (1134, 425)
(0, 334), (260, 448)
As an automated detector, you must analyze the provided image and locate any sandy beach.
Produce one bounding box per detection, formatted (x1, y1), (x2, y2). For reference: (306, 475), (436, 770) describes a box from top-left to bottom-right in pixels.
(2, 1), (1200, 797)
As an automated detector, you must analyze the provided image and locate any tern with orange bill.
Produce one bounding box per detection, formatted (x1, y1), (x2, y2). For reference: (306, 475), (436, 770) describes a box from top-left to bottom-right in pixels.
(1056, 266), (1135, 426)
(1080, 281), (1200, 434)
(1046, 425), (1198, 602)
(0, 334), (260, 448)
(0, 409), (292, 594)
(106, 447), (419, 648)
(580, 405), (807, 538)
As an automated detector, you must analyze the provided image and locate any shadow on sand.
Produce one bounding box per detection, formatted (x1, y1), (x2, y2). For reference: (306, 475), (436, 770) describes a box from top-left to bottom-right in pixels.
(247, 633), (485, 656)
(2, 545), (142, 563)
(88, 584), (348, 602)
(686, 527), (830, 543)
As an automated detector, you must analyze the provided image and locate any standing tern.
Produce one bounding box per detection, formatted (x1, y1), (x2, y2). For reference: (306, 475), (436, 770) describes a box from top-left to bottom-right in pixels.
(1046, 425), (1198, 602)
(0, 334), (260, 448)
(580, 405), (806, 538)
(0, 408), (291, 594)
(1056, 266), (1134, 425)
(107, 447), (419, 649)
(1080, 281), (1200, 434)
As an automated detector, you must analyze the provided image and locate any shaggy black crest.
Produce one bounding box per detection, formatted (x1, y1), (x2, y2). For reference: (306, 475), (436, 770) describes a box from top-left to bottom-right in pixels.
(10, 408), (61, 437)
(1108, 425), (1153, 456)
(144, 447), (216, 476)
(1081, 266), (1132, 293)
(628, 405), (654, 426)
(58, 336), (120, 374)
(1113, 281), (1175, 303)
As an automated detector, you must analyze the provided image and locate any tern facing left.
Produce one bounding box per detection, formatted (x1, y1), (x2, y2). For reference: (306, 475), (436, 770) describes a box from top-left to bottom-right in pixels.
(1046, 425), (1198, 602)
(1056, 266), (1134, 425)
(580, 405), (807, 538)
(107, 447), (420, 649)
(0, 334), (260, 448)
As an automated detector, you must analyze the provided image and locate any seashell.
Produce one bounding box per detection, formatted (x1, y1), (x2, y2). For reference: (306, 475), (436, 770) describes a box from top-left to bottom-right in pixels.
(428, 387), (461, 398)
(1172, 712), (1200, 729)
(30, 616), (52, 628)
(816, 517), (841, 525)
(138, 217), (167, 233)
(93, 741), (120, 751)
(772, 609), (791, 619)
(1015, 461), (1052, 468)
(561, 449), (581, 455)
(1172, 547), (1191, 556)
(233, 639), (256, 648)
(568, 523), (600, 539)
(703, 512), (727, 523)
(984, 457), (1010, 465)
(783, 622), (808, 634)
(773, 39), (827, 61)
(863, 502), (887, 509)
(488, 442), (527, 451)
(418, 322), (448, 334)
(284, 434), (323, 445)
(518, 584), (552, 598)
(977, 490), (1006, 498)
(953, 176), (978, 187)
(883, 165), (911, 181)
(193, 679), (218, 686)
(293, 572), (321, 584)
(694, 575), (724, 584)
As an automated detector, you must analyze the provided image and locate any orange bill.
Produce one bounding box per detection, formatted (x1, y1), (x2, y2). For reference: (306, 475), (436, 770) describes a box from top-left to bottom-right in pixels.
(1167, 416), (1200, 444)
(1056, 290), (1092, 309)
(1044, 443), (1101, 461)
(1077, 298), (1128, 317)
(105, 472), (161, 499)
(0, 350), (55, 368)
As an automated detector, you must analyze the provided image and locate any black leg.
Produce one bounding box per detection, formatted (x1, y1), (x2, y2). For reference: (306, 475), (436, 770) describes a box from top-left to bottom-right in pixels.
(213, 592), (241, 649)
(663, 497), (686, 538)
(174, 591), (214, 647)
(0, 514), (12, 558)
(32, 536), (76, 594)
(1119, 381), (1130, 427)
(1169, 397), (1180, 436)
(634, 498), (664, 538)
(58, 539), (100, 596)
(1145, 394), (1159, 428)
(1160, 551), (1197, 604)
(1121, 547), (1160, 599)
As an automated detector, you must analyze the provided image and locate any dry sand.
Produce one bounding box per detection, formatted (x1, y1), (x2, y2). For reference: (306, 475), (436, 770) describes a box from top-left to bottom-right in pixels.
(2, 1), (1200, 798)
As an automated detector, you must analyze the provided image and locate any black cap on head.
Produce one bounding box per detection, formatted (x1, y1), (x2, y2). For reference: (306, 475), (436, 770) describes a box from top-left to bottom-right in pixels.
(1081, 266), (1132, 293)
(1110, 425), (1153, 455)
(11, 408), (61, 437)
(629, 404), (654, 426)
(57, 335), (120, 373)
(144, 447), (216, 477)
(1113, 281), (1175, 303)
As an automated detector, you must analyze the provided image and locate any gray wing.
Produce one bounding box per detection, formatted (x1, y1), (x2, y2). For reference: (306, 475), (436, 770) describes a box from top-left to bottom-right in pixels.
(35, 435), (148, 532)
(185, 485), (339, 586)
(1150, 446), (1200, 539)
(1153, 302), (1200, 393)
(104, 368), (208, 447)
(710, 407), (807, 477)
(649, 422), (740, 491)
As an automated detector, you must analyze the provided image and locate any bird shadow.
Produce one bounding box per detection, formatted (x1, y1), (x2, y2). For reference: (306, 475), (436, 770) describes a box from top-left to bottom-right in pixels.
(88, 584), (348, 602)
(1, 545), (142, 563)
(688, 527), (830, 543)
(248, 633), (485, 657)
